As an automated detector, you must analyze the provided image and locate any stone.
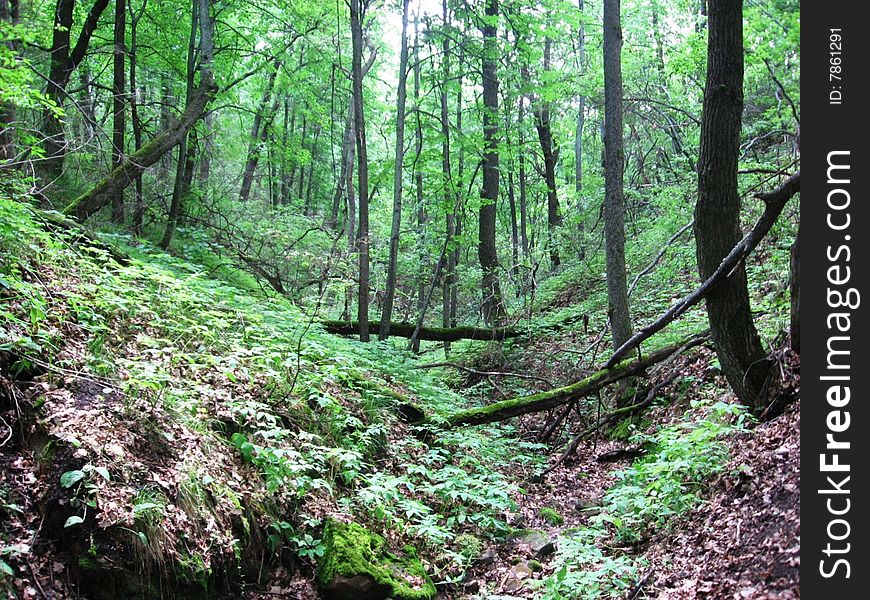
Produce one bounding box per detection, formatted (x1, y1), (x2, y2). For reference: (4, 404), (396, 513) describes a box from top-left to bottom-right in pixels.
(316, 519), (436, 600)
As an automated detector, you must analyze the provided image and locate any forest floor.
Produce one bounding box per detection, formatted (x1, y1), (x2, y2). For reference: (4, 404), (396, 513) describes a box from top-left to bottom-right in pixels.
(0, 196), (800, 599)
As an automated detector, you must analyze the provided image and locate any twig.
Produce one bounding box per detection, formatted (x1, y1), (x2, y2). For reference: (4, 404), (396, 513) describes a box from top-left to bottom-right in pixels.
(628, 220), (694, 297)
(626, 566), (655, 600)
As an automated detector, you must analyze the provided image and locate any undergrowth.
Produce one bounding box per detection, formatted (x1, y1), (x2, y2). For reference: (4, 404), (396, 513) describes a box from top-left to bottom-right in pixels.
(535, 399), (751, 599)
(0, 194), (529, 590)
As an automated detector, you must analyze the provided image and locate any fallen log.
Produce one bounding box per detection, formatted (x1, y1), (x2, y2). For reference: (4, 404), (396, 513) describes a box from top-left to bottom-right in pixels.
(64, 76), (216, 221)
(323, 312), (588, 343)
(320, 320), (524, 342)
(442, 332), (709, 427)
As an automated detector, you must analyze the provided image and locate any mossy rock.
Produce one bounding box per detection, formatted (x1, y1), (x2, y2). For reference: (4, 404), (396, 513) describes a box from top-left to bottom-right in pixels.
(316, 519), (436, 600)
(538, 507), (564, 526)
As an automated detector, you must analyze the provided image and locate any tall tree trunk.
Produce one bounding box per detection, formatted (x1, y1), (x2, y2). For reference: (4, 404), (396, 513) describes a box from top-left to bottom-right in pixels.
(533, 37), (561, 269)
(350, 0), (371, 341)
(0, 0), (20, 164)
(479, 0), (505, 325)
(111, 0), (127, 223)
(414, 17), (426, 340)
(160, 0), (199, 248)
(575, 0), (585, 194)
(304, 125), (320, 215)
(42, 0), (111, 180)
(198, 112), (213, 197)
(439, 0), (455, 352)
(695, 0), (770, 413)
(297, 116), (308, 203)
(239, 60), (280, 203)
(331, 99), (354, 226)
(518, 101), (529, 261)
(603, 0), (633, 356)
(128, 0), (147, 235)
(379, 0), (411, 341)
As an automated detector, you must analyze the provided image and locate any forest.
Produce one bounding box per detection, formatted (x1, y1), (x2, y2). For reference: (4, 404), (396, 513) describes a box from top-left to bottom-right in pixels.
(0, 0), (800, 598)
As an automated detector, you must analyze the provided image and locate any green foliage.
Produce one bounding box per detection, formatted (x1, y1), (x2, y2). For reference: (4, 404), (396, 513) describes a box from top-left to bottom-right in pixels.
(59, 464), (111, 528)
(537, 400), (750, 598)
(599, 400), (752, 544)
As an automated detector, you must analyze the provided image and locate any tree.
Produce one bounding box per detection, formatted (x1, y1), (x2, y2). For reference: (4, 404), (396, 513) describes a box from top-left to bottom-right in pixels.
(350, 0), (371, 341)
(65, 0), (215, 222)
(111, 0), (127, 223)
(533, 36), (562, 270)
(239, 59), (281, 204)
(695, 0), (770, 413)
(478, 0), (505, 325)
(0, 0), (21, 163)
(379, 0), (411, 341)
(160, 0), (201, 248)
(602, 0), (633, 356)
(42, 0), (111, 179)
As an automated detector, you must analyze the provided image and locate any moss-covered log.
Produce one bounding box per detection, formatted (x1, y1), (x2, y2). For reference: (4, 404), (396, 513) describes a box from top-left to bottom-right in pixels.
(320, 320), (524, 342)
(444, 332), (709, 427)
(64, 77), (215, 222)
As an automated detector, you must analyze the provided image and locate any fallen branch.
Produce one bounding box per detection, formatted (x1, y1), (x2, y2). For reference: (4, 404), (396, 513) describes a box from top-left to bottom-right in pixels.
(321, 320), (524, 342)
(442, 332), (708, 428)
(541, 368), (682, 477)
(605, 171), (800, 369)
(413, 362), (554, 388)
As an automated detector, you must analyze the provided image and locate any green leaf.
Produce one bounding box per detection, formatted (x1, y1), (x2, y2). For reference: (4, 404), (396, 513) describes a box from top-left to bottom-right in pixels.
(94, 466), (111, 481)
(60, 470), (85, 488)
(64, 515), (84, 528)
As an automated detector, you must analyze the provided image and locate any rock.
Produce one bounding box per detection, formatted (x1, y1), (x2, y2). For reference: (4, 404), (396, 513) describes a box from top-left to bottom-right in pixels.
(316, 519), (436, 600)
(574, 497), (601, 513)
(508, 513), (527, 528)
(475, 548), (497, 566)
(509, 530), (556, 557)
(463, 579), (480, 595)
(513, 563), (533, 579)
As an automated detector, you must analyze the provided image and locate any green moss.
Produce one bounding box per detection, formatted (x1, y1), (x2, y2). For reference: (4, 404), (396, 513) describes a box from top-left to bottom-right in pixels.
(527, 559), (544, 572)
(539, 507), (564, 526)
(317, 519), (435, 600)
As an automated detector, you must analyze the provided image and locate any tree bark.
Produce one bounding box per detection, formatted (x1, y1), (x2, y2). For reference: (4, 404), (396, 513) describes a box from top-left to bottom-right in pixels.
(111, 0), (127, 223)
(443, 333), (709, 427)
(695, 0), (770, 413)
(239, 60), (281, 203)
(325, 321), (523, 342)
(160, 0), (199, 248)
(379, 0), (411, 340)
(605, 172), (799, 368)
(350, 0), (371, 341)
(42, 0), (111, 179)
(479, 0), (505, 325)
(0, 0), (21, 164)
(440, 0), (455, 352)
(603, 0), (633, 353)
(534, 37), (561, 269)
(574, 0), (585, 194)
(128, 0), (147, 235)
